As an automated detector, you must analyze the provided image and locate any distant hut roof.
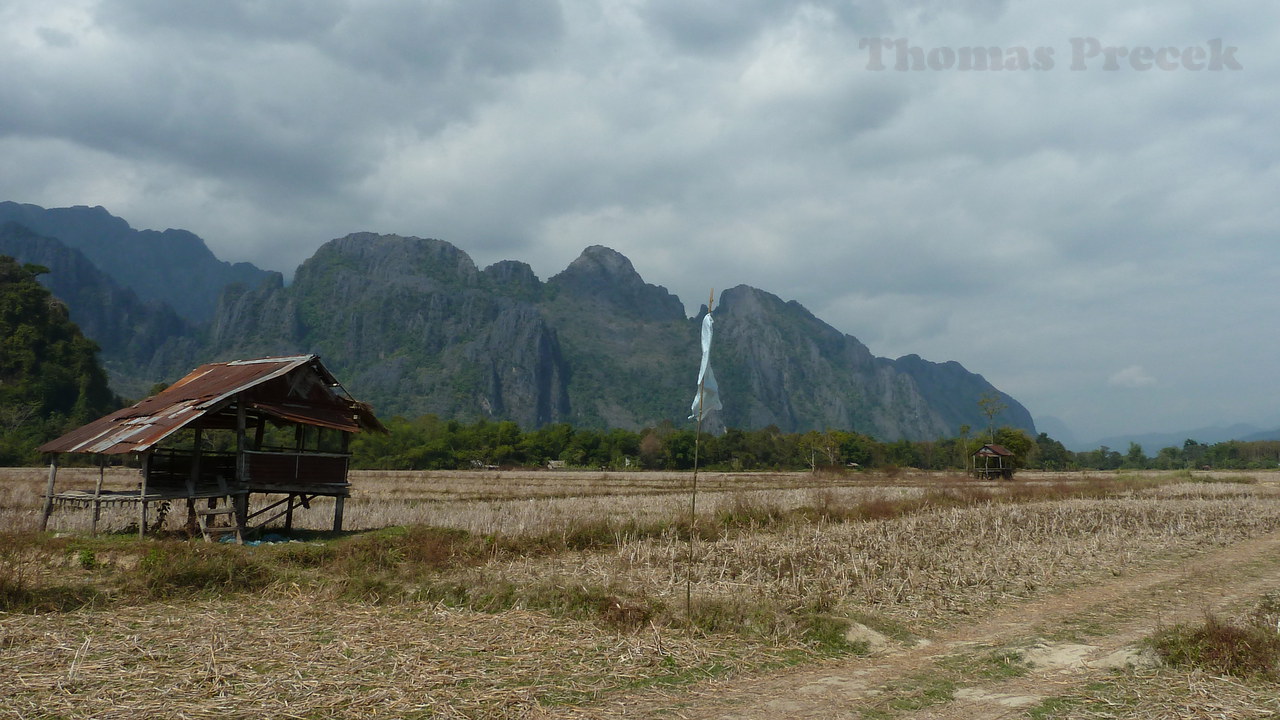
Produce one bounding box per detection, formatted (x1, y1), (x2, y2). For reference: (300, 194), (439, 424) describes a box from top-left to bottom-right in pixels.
(973, 443), (1014, 457)
(39, 355), (384, 455)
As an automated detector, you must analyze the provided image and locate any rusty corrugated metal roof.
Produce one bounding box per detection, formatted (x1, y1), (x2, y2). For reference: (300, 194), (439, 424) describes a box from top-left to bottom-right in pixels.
(974, 443), (1014, 457)
(38, 355), (383, 455)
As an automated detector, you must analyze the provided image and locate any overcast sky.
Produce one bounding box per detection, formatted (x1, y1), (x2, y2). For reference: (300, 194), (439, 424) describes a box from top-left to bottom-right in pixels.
(3, 0), (1277, 443)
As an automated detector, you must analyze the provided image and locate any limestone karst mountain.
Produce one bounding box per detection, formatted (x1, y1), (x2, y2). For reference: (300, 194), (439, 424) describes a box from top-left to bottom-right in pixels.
(0, 204), (1036, 438)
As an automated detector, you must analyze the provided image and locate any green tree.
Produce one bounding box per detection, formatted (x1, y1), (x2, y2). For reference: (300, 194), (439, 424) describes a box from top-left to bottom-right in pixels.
(1151, 444), (1183, 470)
(992, 426), (1034, 470)
(977, 393), (1007, 442)
(1034, 433), (1071, 470)
(1182, 439), (1207, 468)
(1123, 442), (1148, 469)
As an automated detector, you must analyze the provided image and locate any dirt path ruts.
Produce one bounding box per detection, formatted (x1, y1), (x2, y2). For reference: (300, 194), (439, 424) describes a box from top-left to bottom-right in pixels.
(569, 529), (1280, 719)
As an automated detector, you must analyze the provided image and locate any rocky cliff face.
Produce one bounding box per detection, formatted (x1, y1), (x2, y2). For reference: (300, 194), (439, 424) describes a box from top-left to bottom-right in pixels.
(709, 285), (1036, 439)
(541, 246), (695, 428)
(204, 236), (1034, 438)
(714, 286), (938, 440)
(889, 353), (1036, 438)
(208, 233), (572, 428)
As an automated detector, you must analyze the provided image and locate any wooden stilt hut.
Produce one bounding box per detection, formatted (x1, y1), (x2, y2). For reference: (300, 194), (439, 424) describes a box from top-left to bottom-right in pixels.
(38, 355), (384, 541)
(971, 443), (1016, 480)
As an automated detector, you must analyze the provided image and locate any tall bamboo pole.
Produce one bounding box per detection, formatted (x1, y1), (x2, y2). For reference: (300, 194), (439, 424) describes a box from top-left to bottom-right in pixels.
(687, 289), (714, 624)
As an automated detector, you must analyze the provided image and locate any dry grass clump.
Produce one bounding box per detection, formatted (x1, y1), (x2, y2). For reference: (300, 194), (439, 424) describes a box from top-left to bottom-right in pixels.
(1048, 668), (1280, 719)
(0, 533), (107, 613)
(1148, 593), (1280, 681)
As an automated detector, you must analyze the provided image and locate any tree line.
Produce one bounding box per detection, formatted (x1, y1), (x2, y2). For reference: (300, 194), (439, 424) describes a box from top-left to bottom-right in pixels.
(350, 415), (1280, 472)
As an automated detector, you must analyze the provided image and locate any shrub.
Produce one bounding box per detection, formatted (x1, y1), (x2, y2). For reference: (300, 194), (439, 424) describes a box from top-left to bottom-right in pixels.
(330, 532), (406, 573)
(1150, 612), (1280, 680)
(402, 526), (474, 567)
(716, 493), (785, 528)
(798, 613), (861, 653)
(137, 543), (272, 597)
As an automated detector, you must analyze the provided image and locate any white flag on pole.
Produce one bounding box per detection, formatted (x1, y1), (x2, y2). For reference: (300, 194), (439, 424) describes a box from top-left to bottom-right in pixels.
(690, 312), (722, 420)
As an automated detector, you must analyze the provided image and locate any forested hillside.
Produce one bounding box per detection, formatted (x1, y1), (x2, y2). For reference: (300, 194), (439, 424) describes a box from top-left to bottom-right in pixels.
(0, 255), (119, 464)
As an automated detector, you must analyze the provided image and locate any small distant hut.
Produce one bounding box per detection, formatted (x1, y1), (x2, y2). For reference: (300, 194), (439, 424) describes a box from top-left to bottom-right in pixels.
(971, 443), (1016, 480)
(38, 355), (384, 541)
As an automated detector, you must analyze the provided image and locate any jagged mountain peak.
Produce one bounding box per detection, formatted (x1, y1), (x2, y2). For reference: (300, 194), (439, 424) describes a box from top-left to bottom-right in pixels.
(484, 258), (538, 279)
(549, 245), (685, 322)
(718, 284), (861, 349)
(299, 232), (480, 288)
(720, 284), (806, 315)
(0, 222), (199, 400)
(565, 244), (638, 277)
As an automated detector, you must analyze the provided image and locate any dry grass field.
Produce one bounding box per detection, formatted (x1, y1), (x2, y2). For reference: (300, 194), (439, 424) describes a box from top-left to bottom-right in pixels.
(3, 467), (1280, 719)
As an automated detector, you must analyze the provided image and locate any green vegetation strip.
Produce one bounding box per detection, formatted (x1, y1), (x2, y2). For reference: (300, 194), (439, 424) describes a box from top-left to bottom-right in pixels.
(857, 646), (1030, 718)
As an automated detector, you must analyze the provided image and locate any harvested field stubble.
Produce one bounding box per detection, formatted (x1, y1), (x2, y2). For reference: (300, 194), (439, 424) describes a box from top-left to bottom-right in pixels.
(496, 494), (1280, 628)
(3, 470), (1280, 718)
(2, 597), (792, 720)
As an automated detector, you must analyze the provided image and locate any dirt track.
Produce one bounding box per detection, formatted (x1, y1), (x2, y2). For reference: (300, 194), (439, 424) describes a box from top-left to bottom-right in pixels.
(577, 528), (1280, 719)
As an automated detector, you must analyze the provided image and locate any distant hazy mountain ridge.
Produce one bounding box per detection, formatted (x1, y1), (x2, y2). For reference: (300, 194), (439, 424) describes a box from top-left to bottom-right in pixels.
(0, 222), (202, 399)
(0, 202), (271, 322)
(0, 203), (1036, 439)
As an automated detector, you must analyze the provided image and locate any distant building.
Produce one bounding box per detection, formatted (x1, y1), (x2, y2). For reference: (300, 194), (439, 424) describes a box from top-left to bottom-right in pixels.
(972, 443), (1015, 480)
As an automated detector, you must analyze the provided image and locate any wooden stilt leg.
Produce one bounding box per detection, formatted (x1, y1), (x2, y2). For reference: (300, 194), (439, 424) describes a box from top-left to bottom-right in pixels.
(332, 496), (345, 533)
(139, 454), (150, 539)
(91, 460), (105, 536)
(40, 459), (59, 532)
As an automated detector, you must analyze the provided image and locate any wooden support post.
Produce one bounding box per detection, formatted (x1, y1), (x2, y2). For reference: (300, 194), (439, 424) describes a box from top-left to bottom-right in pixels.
(186, 429), (202, 534)
(332, 496), (345, 533)
(188, 429), (203, 496)
(236, 399), (247, 486)
(285, 493), (295, 532)
(235, 398), (249, 533)
(139, 453), (150, 539)
(254, 417), (265, 451)
(40, 458), (58, 532)
(91, 458), (105, 536)
(236, 492), (250, 535)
